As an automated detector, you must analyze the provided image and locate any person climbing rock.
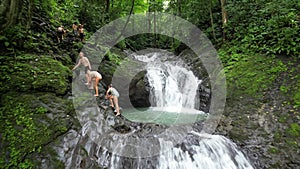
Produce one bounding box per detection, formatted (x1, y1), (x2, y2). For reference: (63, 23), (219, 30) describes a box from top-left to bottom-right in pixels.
(105, 84), (120, 116)
(72, 52), (92, 85)
(72, 22), (78, 37)
(57, 25), (66, 43)
(87, 70), (102, 97)
(78, 24), (85, 42)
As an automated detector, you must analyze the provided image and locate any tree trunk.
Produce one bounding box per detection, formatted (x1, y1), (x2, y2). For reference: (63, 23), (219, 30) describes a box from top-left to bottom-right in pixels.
(177, 0), (181, 17)
(132, 11), (135, 33)
(111, 0), (135, 45)
(209, 0), (217, 42)
(106, 0), (110, 13)
(220, 0), (228, 41)
(148, 0), (152, 32)
(0, 0), (22, 31)
(154, 6), (157, 47)
(26, 0), (34, 32)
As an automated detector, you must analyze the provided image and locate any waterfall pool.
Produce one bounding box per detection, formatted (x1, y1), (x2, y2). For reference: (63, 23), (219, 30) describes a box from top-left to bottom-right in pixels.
(122, 107), (207, 125)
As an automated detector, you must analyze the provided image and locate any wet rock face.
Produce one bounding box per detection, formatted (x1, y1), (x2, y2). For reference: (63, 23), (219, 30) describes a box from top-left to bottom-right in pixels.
(50, 104), (207, 169)
(198, 81), (211, 112)
(129, 70), (151, 108)
(217, 96), (300, 169)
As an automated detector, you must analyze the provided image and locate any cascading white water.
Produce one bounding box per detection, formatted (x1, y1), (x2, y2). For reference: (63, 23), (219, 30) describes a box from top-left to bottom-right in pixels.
(132, 52), (201, 112)
(158, 132), (253, 169)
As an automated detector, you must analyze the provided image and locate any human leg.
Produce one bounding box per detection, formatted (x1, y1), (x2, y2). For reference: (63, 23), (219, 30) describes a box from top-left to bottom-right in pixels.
(107, 96), (114, 108)
(57, 36), (60, 43)
(79, 33), (84, 42)
(113, 96), (120, 116)
(93, 77), (101, 96)
(57, 31), (63, 43)
(85, 67), (90, 85)
(85, 73), (90, 85)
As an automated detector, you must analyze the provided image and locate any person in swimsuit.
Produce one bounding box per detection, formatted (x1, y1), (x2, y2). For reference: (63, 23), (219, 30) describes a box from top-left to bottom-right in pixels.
(57, 25), (66, 43)
(72, 22), (78, 37)
(72, 52), (92, 85)
(87, 70), (102, 96)
(105, 84), (120, 116)
(78, 24), (85, 42)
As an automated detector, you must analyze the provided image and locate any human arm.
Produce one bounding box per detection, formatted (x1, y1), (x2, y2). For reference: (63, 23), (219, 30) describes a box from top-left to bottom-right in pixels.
(72, 59), (81, 70)
(105, 87), (111, 98)
(86, 58), (91, 70)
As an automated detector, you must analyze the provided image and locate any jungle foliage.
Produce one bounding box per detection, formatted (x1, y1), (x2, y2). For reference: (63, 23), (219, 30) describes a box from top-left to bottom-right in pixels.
(0, 0), (298, 56)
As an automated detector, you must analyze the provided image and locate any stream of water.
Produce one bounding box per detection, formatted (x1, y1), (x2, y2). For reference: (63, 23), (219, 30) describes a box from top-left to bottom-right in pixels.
(157, 132), (253, 169)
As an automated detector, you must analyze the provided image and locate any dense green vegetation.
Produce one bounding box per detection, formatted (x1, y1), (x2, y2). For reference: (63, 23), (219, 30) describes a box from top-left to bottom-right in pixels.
(0, 55), (71, 94)
(1, 0), (299, 56)
(0, 54), (72, 168)
(0, 93), (73, 168)
(0, 0), (299, 168)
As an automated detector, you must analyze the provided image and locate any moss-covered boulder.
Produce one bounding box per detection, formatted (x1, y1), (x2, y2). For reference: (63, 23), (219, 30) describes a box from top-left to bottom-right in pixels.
(0, 54), (71, 95)
(0, 92), (75, 168)
(0, 53), (76, 168)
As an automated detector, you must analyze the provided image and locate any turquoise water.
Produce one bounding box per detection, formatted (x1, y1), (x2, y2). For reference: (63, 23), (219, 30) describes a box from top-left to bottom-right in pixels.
(122, 107), (207, 125)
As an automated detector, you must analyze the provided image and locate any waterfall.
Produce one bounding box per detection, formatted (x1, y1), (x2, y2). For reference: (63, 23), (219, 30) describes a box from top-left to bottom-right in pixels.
(132, 51), (201, 112)
(158, 132), (253, 169)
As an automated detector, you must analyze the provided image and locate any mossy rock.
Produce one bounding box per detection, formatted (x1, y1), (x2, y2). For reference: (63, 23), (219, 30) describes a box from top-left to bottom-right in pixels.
(223, 54), (287, 98)
(0, 54), (71, 95)
(0, 92), (75, 168)
(228, 127), (249, 143)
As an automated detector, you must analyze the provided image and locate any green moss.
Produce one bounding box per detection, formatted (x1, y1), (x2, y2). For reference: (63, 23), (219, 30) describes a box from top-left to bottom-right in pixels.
(278, 114), (289, 123)
(286, 123), (300, 137)
(228, 127), (249, 143)
(273, 131), (282, 142)
(285, 138), (299, 148)
(0, 92), (73, 168)
(292, 86), (300, 108)
(268, 146), (279, 154)
(277, 62), (300, 108)
(220, 53), (287, 98)
(0, 54), (71, 95)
